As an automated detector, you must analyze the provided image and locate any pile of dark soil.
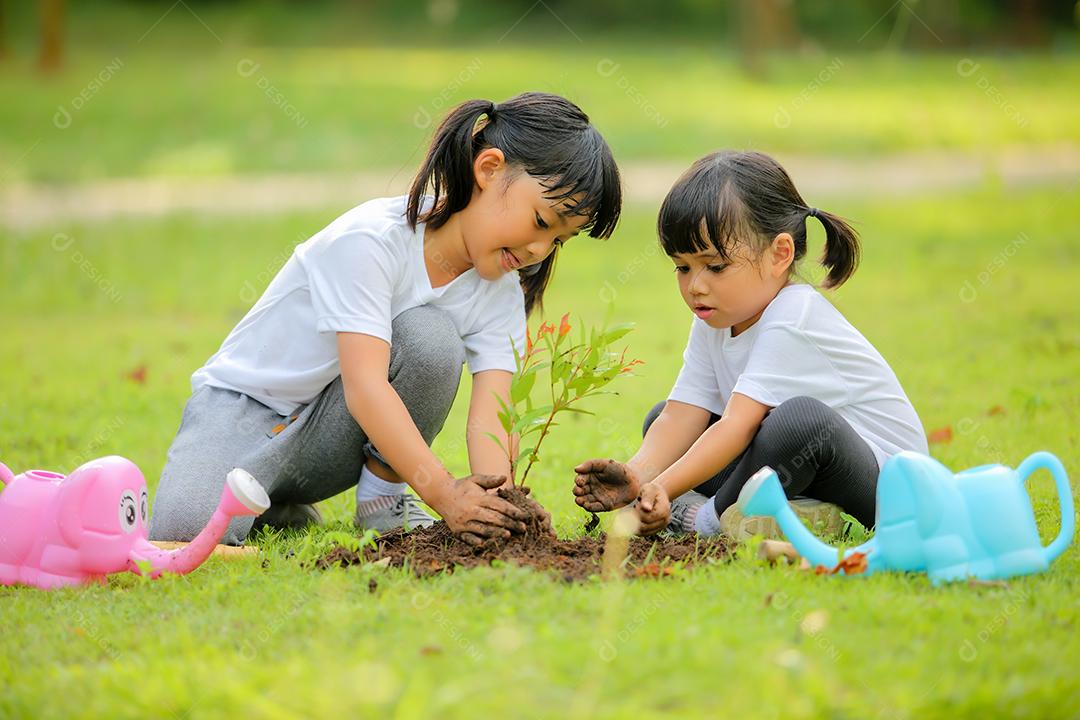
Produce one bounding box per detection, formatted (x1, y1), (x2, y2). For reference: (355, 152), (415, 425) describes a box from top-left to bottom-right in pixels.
(316, 486), (729, 582)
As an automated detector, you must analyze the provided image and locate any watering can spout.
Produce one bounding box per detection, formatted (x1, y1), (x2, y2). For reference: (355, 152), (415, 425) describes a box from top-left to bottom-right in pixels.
(736, 466), (869, 569)
(129, 468), (269, 576)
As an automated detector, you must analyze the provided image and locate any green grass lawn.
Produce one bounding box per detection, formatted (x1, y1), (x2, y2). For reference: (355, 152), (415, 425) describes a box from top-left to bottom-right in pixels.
(2, 182), (1078, 718)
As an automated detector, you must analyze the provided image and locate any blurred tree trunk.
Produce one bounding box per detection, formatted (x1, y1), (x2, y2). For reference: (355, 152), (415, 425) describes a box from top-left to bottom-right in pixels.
(737, 0), (800, 79)
(39, 0), (64, 72)
(1012, 0), (1047, 46)
(0, 0), (8, 60)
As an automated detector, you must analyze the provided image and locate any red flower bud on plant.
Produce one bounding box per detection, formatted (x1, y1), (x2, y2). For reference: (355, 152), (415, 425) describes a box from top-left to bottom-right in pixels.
(559, 313), (571, 338)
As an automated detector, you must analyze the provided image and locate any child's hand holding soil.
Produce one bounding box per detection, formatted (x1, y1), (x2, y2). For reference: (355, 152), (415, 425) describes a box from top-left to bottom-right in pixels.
(506, 487), (554, 536)
(572, 459), (641, 512)
(433, 474), (531, 546)
(635, 482), (672, 535)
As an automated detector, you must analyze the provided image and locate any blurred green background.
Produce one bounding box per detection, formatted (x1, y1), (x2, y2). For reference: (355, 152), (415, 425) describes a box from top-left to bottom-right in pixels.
(2, 0), (1080, 184)
(1, 2), (1079, 719)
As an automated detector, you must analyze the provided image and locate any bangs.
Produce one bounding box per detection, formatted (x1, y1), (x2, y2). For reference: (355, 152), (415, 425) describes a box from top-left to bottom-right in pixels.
(657, 155), (746, 262)
(530, 127), (622, 240)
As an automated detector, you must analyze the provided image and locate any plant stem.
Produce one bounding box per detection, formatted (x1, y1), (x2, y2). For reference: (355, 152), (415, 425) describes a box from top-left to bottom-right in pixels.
(518, 343), (592, 487)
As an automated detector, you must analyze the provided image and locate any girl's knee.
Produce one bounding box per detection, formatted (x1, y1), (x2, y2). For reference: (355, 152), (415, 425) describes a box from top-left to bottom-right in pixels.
(641, 400), (667, 438)
(758, 396), (835, 445)
(767, 396), (832, 426)
(391, 306), (466, 378)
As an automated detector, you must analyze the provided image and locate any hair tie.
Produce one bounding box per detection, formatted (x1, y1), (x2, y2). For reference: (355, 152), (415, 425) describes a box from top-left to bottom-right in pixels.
(472, 102), (496, 136)
(807, 207), (819, 219)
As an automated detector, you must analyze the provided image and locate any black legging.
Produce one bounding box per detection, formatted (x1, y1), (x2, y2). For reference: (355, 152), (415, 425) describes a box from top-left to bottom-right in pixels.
(642, 396), (880, 528)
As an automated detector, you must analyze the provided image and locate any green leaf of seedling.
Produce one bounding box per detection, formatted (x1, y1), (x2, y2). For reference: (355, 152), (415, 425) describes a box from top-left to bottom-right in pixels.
(511, 334), (522, 372)
(497, 409), (512, 435)
(515, 446), (537, 466)
(602, 323), (635, 345)
(510, 369), (537, 404)
(512, 406), (552, 435)
(484, 431), (508, 456)
(494, 392), (517, 434)
(551, 358), (568, 383)
(566, 375), (590, 392)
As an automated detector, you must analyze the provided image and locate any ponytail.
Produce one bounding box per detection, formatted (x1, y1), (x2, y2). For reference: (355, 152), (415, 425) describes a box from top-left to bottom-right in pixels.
(406, 92), (622, 316)
(806, 207), (860, 289)
(407, 99), (494, 232)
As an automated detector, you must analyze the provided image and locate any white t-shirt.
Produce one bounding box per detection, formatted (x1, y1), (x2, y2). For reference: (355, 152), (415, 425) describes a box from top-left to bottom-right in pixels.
(668, 284), (927, 469)
(191, 196), (527, 416)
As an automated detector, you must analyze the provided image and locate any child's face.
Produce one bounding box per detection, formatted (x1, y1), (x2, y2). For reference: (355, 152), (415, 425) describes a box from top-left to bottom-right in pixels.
(462, 149), (587, 281)
(670, 238), (792, 335)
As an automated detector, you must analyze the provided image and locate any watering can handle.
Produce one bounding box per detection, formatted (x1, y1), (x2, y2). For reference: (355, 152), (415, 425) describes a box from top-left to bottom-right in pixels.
(1017, 452), (1074, 564)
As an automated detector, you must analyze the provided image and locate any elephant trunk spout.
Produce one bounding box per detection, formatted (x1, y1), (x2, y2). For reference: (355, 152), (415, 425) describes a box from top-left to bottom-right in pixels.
(130, 469), (270, 577)
(736, 466), (874, 571)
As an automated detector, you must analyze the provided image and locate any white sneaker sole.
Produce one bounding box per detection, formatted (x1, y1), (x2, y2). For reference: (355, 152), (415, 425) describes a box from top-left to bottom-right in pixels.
(720, 497), (844, 542)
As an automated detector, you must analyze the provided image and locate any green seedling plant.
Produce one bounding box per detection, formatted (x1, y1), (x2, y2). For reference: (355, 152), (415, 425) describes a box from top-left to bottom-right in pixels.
(485, 313), (644, 489)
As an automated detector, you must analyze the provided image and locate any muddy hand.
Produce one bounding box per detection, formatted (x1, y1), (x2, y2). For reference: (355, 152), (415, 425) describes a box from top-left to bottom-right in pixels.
(572, 459), (640, 512)
(635, 483), (671, 536)
(519, 486), (555, 537)
(439, 474), (532, 547)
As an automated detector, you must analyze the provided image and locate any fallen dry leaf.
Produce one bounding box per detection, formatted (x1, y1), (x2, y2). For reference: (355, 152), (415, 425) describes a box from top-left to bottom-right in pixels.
(927, 426), (953, 444)
(633, 563), (674, 578)
(987, 405), (1006, 416)
(814, 551), (869, 576)
(125, 364), (148, 385)
(835, 552), (869, 575)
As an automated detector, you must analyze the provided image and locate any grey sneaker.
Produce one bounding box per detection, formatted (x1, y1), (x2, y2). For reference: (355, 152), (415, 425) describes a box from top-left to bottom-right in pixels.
(354, 494), (436, 533)
(719, 496), (844, 542)
(251, 502), (322, 532)
(665, 490), (709, 535)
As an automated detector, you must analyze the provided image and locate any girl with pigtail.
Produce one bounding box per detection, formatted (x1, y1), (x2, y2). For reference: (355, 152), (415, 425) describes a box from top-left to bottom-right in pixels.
(150, 92), (622, 547)
(573, 151), (927, 539)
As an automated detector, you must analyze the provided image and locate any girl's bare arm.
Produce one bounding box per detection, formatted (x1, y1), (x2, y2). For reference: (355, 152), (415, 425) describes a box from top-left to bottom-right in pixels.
(651, 392), (770, 500)
(467, 369), (516, 481)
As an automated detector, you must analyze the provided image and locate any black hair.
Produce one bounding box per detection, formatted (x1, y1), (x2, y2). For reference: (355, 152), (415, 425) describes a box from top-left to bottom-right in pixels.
(657, 151), (859, 289)
(407, 92), (622, 314)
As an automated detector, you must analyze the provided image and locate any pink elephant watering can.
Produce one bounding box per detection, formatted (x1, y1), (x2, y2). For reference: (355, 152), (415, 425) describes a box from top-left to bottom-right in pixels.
(0, 455), (270, 589)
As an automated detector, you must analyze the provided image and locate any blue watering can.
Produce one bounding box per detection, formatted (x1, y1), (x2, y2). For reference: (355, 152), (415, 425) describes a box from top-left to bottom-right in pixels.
(737, 451), (1074, 584)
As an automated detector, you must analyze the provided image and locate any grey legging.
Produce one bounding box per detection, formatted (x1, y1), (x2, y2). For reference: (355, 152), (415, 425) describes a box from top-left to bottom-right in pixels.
(642, 396), (880, 528)
(149, 306), (464, 545)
